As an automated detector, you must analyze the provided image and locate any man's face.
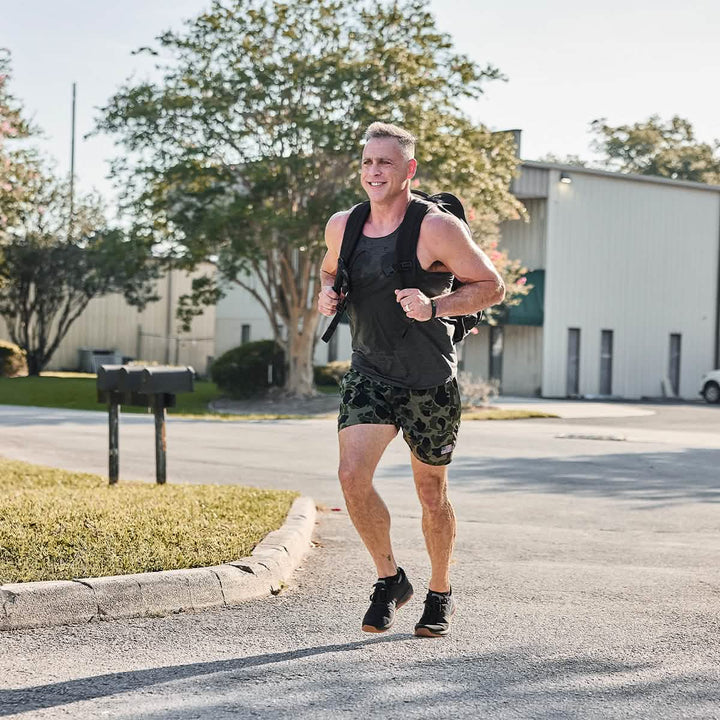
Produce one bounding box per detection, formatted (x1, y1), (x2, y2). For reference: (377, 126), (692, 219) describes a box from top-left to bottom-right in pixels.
(361, 137), (416, 202)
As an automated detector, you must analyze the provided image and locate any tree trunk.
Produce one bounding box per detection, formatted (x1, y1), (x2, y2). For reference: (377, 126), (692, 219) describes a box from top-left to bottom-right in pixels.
(26, 351), (43, 376)
(284, 312), (321, 396)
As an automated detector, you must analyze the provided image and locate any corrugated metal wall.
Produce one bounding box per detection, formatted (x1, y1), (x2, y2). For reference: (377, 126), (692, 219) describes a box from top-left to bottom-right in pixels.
(541, 169), (720, 399)
(0, 266), (217, 374)
(503, 326), (543, 395)
(511, 166), (549, 200)
(461, 328), (490, 381)
(499, 198), (547, 270)
(459, 326), (543, 396)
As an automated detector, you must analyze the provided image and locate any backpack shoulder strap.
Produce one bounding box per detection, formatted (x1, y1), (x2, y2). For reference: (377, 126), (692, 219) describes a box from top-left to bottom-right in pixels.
(321, 202), (370, 344)
(332, 201), (370, 292)
(394, 199), (430, 288)
(339, 203), (370, 258)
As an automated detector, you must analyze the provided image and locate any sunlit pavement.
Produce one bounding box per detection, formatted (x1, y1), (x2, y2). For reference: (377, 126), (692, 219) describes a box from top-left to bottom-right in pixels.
(1, 402), (720, 718)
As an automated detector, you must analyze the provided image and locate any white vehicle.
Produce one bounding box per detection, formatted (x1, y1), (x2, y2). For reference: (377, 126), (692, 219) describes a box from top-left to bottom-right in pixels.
(700, 370), (720, 403)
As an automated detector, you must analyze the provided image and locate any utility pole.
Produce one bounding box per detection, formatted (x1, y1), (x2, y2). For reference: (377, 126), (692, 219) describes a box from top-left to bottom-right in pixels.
(68, 82), (76, 239)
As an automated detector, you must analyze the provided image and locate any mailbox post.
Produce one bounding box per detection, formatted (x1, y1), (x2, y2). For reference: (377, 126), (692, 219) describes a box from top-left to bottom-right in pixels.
(96, 365), (124, 485)
(139, 367), (194, 485)
(97, 365), (195, 485)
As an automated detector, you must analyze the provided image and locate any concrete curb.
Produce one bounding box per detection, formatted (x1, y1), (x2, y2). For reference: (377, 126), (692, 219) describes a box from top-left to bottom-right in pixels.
(0, 496), (316, 631)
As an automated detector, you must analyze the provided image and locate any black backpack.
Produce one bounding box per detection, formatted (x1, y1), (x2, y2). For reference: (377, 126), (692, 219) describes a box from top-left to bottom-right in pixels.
(321, 190), (482, 344)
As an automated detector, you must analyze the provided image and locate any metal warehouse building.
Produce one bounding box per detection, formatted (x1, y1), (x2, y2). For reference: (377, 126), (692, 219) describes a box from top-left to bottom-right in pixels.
(462, 161), (720, 400)
(7, 159), (719, 402)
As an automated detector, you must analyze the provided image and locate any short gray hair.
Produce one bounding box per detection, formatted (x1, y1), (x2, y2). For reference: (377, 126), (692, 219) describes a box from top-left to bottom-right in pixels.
(364, 122), (416, 159)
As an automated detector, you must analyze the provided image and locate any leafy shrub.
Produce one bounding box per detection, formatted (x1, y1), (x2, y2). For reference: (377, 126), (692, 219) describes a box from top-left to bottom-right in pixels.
(457, 371), (499, 408)
(0, 340), (28, 378)
(211, 341), (285, 398)
(314, 360), (351, 387)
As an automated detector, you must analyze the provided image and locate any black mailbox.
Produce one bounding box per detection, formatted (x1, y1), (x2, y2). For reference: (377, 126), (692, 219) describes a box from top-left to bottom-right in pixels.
(97, 365), (124, 404)
(96, 365), (151, 406)
(118, 366), (146, 392)
(118, 366), (152, 407)
(140, 366), (195, 395)
(97, 365), (124, 391)
(97, 364), (196, 485)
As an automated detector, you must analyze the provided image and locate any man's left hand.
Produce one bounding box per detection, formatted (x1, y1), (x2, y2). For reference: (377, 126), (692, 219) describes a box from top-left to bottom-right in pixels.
(395, 288), (433, 322)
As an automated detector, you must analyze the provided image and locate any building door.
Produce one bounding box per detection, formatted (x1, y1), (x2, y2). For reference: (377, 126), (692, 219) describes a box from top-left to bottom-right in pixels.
(489, 325), (504, 390)
(567, 328), (580, 396)
(599, 330), (613, 396)
(669, 333), (681, 396)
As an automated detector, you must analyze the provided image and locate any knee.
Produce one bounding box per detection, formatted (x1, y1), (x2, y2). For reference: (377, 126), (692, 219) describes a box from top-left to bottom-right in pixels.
(338, 464), (371, 502)
(416, 480), (448, 514)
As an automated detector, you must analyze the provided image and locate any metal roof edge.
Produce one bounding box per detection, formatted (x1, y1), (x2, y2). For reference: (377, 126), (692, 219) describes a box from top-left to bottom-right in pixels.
(520, 160), (720, 194)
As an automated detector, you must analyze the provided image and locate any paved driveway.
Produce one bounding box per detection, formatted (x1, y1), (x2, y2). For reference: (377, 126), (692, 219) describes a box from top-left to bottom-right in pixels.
(1, 402), (720, 718)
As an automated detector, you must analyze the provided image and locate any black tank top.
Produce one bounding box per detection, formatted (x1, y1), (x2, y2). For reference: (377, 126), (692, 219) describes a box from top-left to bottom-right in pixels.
(346, 227), (456, 389)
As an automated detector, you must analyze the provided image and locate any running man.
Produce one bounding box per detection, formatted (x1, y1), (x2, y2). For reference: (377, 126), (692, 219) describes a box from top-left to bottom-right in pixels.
(317, 122), (505, 636)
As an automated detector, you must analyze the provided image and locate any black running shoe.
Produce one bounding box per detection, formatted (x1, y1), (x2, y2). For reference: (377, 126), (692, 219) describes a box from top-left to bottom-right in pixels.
(361, 567), (413, 633)
(414, 590), (456, 637)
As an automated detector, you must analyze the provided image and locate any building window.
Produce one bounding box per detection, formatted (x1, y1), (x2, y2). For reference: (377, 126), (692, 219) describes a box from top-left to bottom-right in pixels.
(241, 324), (251, 345)
(599, 330), (613, 396)
(669, 333), (681, 396)
(567, 328), (580, 396)
(489, 325), (503, 390)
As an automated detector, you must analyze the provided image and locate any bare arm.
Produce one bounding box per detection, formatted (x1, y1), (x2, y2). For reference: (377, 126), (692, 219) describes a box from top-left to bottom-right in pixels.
(396, 212), (505, 321)
(317, 211), (349, 317)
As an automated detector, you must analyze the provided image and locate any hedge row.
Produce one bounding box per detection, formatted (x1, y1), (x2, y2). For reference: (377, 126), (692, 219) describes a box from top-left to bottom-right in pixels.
(211, 341), (350, 396)
(0, 341), (27, 378)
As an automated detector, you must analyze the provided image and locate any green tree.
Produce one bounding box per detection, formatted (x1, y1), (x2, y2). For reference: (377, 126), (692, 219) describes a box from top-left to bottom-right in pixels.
(537, 153), (588, 167)
(591, 115), (720, 183)
(0, 51), (158, 375)
(95, 0), (527, 395)
(0, 49), (41, 238)
(0, 171), (159, 375)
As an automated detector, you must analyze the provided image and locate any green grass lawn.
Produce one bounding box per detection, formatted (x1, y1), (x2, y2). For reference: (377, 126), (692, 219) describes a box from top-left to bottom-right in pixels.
(0, 375), (555, 421)
(0, 374), (222, 415)
(462, 408), (557, 420)
(0, 457), (298, 584)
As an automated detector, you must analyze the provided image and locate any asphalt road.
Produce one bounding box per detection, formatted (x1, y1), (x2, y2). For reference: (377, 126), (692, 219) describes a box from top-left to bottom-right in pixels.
(1, 402), (720, 718)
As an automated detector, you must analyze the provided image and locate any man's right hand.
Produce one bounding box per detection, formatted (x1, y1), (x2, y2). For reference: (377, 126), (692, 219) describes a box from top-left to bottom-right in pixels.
(318, 286), (341, 316)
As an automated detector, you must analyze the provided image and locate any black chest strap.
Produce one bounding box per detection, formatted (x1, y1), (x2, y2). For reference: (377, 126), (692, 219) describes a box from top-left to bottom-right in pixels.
(393, 199), (431, 288)
(321, 202), (371, 343)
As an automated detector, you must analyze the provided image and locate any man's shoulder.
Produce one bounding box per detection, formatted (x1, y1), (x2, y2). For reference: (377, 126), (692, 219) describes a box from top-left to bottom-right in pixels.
(325, 205), (365, 252)
(326, 207), (352, 228)
(326, 203), (368, 237)
(421, 205), (464, 228)
(419, 208), (469, 243)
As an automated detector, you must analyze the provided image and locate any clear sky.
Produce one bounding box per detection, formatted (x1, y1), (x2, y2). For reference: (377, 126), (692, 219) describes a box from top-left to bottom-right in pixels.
(2, 0), (719, 209)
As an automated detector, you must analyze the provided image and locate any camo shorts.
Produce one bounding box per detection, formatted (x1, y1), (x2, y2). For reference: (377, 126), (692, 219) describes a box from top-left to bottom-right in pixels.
(338, 369), (461, 466)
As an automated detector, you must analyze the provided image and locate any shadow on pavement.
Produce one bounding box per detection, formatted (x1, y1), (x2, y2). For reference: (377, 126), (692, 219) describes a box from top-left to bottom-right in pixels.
(0, 636), (403, 716)
(0, 406), (146, 428)
(383, 449), (720, 506)
(5, 646), (718, 718)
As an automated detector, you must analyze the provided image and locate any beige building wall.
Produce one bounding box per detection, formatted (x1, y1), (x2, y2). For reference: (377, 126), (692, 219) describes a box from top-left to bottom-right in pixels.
(460, 328), (490, 382)
(215, 277), (275, 358)
(503, 326), (543, 396)
(499, 198), (547, 270)
(541, 170), (720, 399)
(0, 266), (216, 375)
(459, 326), (542, 397)
(215, 278), (352, 367)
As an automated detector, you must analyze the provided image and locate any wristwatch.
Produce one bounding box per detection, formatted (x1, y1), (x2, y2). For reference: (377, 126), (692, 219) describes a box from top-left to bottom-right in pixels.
(430, 299), (437, 319)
